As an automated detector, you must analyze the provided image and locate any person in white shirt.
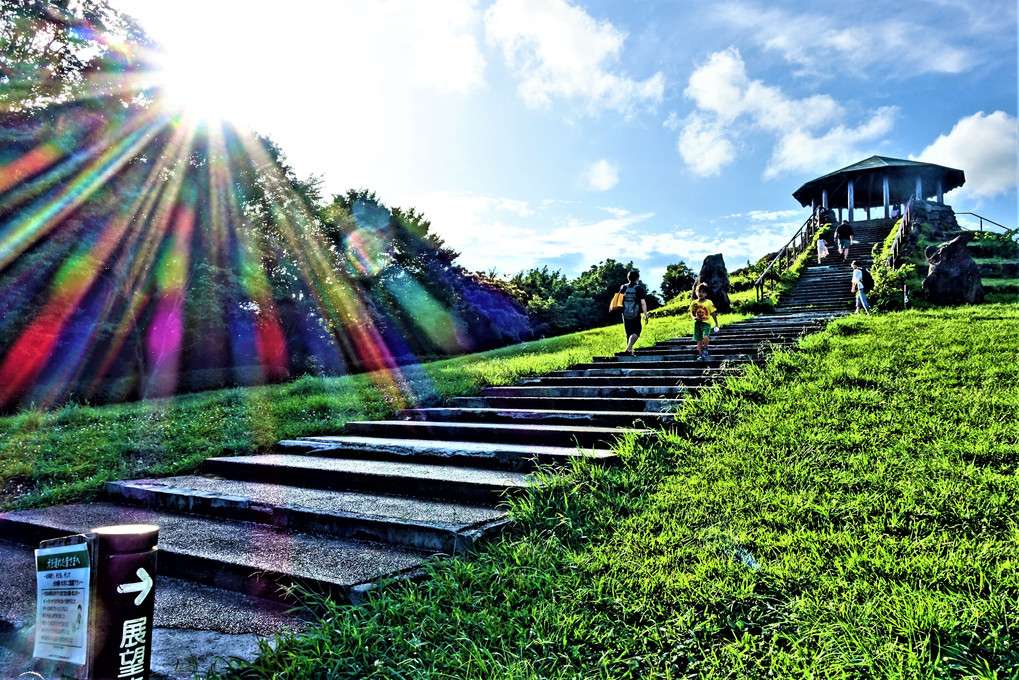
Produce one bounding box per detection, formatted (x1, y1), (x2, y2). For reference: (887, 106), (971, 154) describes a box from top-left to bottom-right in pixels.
(851, 261), (871, 315)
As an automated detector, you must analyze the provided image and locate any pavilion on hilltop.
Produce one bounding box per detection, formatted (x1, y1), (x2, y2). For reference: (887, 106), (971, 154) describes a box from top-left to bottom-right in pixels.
(792, 155), (966, 222)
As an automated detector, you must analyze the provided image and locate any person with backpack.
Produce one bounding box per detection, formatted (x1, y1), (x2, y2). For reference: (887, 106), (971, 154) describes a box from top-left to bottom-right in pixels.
(833, 220), (855, 260)
(851, 261), (873, 314)
(618, 269), (649, 355)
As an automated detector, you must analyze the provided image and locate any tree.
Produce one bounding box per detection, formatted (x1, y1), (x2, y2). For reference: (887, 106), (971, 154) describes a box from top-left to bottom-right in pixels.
(661, 261), (696, 301)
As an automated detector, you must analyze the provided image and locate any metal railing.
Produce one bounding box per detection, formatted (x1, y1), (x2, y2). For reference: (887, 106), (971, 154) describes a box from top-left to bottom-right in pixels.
(886, 206), (1017, 268)
(884, 197), (915, 268)
(955, 212), (1018, 241)
(754, 215), (816, 301)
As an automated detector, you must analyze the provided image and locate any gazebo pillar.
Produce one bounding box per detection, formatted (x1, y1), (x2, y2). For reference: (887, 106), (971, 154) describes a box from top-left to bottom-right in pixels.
(847, 179), (855, 222)
(822, 189), (828, 209)
(916, 176), (923, 202)
(882, 176), (890, 218)
(937, 180), (943, 204)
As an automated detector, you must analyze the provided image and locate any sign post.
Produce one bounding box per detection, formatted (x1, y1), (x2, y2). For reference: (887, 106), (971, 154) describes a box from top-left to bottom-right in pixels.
(90, 524), (159, 680)
(32, 524), (158, 679)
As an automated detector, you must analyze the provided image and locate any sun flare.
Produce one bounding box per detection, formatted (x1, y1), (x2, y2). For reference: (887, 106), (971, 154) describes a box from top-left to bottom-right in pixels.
(152, 44), (259, 126)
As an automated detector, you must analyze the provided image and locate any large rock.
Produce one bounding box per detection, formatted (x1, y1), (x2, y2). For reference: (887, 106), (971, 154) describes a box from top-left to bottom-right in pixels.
(922, 233), (984, 305)
(692, 253), (731, 313)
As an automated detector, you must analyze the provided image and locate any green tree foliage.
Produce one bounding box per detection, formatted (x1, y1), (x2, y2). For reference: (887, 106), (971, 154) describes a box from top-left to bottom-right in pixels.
(0, 0), (154, 112)
(661, 261), (696, 302)
(509, 260), (662, 338)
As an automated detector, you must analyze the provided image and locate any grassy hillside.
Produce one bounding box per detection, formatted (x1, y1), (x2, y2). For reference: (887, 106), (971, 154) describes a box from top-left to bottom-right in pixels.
(0, 311), (741, 511)
(208, 304), (1019, 679)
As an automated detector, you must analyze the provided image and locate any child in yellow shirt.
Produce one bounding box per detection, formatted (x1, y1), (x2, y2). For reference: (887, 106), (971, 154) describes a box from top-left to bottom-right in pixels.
(689, 283), (720, 361)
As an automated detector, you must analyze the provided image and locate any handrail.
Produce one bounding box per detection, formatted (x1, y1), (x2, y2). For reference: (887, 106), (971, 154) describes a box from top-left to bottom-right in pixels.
(887, 206), (1017, 269)
(754, 215), (815, 301)
(955, 212), (1018, 240)
(885, 195), (918, 268)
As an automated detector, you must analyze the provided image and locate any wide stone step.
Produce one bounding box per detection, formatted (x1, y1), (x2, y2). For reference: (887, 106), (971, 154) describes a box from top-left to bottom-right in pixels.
(448, 395), (679, 413)
(481, 384), (697, 398)
(0, 503), (431, 604)
(516, 375), (713, 388)
(596, 354), (750, 365)
(202, 454), (531, 506)
(550, 366), (742, 378)
(106, 476), (508, 554)
(396, 407), (672, 429)
(653, 338), (798, 349)
(277, 436), (615, 471)
(341, 419), (642, 449)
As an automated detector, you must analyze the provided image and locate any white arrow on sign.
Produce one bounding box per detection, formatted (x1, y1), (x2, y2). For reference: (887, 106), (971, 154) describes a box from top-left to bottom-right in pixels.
(117, 568), (153, 606)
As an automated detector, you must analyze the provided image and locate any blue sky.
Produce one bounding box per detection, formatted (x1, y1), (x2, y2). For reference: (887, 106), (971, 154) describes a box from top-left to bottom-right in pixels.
(113, 0), (1018, 290)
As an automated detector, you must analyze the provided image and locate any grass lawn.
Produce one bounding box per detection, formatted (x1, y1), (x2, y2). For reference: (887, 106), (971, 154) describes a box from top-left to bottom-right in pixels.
(206, 304), (1019, 679)
(0, 310), (743, 510)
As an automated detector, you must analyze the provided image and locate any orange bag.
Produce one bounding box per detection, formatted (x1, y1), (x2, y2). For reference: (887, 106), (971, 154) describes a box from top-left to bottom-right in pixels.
(609, 292), (625, 313)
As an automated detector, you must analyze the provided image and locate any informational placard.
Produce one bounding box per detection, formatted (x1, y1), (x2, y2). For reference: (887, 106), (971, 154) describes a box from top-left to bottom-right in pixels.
(34, 537), (91, 665)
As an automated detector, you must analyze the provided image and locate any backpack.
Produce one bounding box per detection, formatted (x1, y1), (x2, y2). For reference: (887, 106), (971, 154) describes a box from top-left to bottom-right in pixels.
(861, 268), (874, 292)
(621, 284), (642, 319)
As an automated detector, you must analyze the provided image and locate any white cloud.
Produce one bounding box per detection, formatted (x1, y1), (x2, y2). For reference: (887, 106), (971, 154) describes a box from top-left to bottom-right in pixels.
(483, 0), (664, 116)
(764, 106), (897, 179)
(395, 190), (657, 276)
(644, 221), (798, 269)
(676, 47), (896, 178)
(723, 209), (803, 222)
(916, 111), (1019, 200)
(584, 159), (620, 191)
(677, 113), (736, 177)
(600, 206), (630, 218)
(714, 2), (982, 79)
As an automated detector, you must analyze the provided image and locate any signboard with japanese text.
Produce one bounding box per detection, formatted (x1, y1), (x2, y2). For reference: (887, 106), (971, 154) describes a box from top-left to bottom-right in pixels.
(91, 524), (158, 680)
(33, 535), (92, 666)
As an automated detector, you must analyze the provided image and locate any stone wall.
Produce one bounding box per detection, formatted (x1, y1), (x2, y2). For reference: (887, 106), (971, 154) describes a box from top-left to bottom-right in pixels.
(908, 199), (960, 240)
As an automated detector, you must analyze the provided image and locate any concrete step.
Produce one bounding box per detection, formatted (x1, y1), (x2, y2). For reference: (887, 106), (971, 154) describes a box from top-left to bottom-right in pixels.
(481, 384), (698, 398)
(396, 407), (673, 429)
(596, 354), (751, 365)
(550, 366), (742, 378)
(653, 338), (798, 349)
(277, 436), (615, 471)
(516, 375), (714, 388)
(202, 454), (531, 506)
(0, 503), (431, 604)
(448, 395), (680, 413)
(106, 476), (509, 554)
(341, 419), (643, 449)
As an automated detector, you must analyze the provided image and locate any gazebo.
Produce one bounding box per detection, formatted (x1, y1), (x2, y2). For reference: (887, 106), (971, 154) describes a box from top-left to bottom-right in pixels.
(792, 155), (966, 222)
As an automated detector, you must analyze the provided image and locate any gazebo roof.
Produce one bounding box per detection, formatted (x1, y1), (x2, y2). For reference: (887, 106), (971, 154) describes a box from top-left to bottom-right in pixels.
(792, 155), (965, 208)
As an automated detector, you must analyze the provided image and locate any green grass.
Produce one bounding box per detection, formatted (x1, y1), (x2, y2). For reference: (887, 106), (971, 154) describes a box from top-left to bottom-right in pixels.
(204, 303), (1019, 679)
(0, 311), (746, 511)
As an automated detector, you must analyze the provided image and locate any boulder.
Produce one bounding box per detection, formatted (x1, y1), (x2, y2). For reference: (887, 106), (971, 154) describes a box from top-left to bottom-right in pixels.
(922, 233), (984, 305)
(692, 253), (732, 313)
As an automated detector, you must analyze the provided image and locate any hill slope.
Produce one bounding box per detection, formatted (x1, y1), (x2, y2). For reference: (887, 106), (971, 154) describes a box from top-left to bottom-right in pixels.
(208, 304), (1019, 679)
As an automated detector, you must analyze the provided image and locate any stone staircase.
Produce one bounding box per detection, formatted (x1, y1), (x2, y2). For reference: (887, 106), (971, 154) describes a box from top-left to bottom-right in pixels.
(775, 217), (893, 314)
(0, 314), (833, 609)
(0, 223), (897, 657)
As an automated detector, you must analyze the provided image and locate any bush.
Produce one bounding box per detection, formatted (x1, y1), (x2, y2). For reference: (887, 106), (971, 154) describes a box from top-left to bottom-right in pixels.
(970, 230), (1019, 259)
(868, 263), (917, 311)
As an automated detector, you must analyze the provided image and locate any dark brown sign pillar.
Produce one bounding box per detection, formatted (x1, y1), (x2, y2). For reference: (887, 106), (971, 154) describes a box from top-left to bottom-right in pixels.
(90, 525), (158, 680)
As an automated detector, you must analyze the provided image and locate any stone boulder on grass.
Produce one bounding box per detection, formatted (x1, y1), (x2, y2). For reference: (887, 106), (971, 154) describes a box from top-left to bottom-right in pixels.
(922, 232), (984, 305)
(692, 253), (732, 313)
